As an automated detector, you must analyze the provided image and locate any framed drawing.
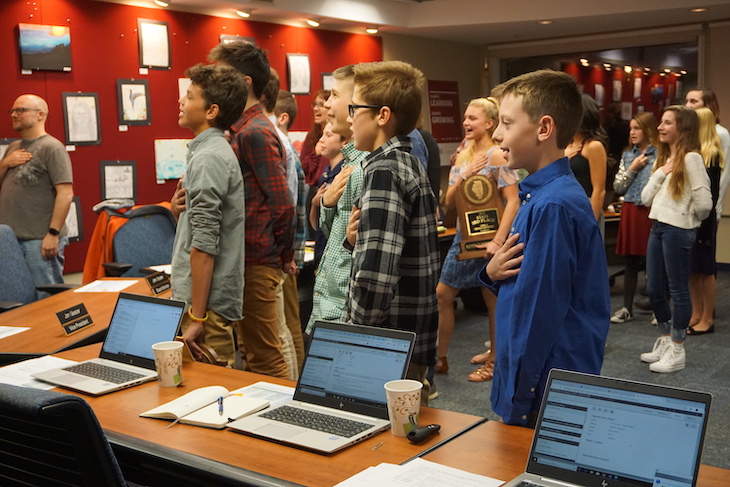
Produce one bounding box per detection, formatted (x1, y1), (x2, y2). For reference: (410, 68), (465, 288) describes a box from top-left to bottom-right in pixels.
(65, 196), (83, 242)
(117, 79), (150, 125)
(0, 138), (19, 160)
(62, 92), (100, 145)
(287, 53), (311, 95)
(18, 23), (72, 72)
(100, 160), (137, 201)
(137, 18), (170, 69)
(321, 72), (334, 91)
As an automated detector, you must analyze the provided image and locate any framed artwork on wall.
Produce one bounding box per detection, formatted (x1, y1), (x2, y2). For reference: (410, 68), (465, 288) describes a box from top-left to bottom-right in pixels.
(321, 72), (334, 91)
(65, 196), (83, 242)
(137, 18), (170, 69)
(100, 160), (137, 201)
(17, 23), (72, 72)
(62, 92), (100, 145)
(117, 79), (150, 125)
(287, 53), (311, 95)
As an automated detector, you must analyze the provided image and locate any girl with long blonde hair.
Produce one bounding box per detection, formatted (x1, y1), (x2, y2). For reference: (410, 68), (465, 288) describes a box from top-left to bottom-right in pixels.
(687, 107), (725, 335)
(435, 97), (519, 382)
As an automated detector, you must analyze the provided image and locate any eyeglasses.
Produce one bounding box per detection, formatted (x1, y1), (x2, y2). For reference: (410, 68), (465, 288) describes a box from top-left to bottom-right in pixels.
(348, 104), (386, 118)
(8, 107), (41, 115)
(311, 102), (325, 108)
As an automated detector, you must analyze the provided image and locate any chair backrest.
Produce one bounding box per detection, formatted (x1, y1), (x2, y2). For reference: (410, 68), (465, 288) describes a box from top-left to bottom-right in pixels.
(111, 206), (176, 278)
(0, 383), (127, 487)
(0, 224), (37, 306)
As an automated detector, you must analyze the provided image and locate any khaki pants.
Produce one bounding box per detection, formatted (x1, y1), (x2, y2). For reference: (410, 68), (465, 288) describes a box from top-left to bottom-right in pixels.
(282, 273), (305, 371)
(180, 309), (236, 368)
(236, 265), (289, 378)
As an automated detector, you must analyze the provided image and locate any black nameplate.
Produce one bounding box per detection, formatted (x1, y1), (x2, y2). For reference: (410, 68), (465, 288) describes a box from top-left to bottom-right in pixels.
(145, 271), (168, 286)
(151, 279), (171, 295)
(465, 208), (499, 236)
(62, 315), (94, 336)
(56, 303), (89, 325)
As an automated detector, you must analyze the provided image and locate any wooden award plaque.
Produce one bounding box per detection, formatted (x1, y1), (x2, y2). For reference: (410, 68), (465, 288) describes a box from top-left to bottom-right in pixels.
(456, 175), (504, 260)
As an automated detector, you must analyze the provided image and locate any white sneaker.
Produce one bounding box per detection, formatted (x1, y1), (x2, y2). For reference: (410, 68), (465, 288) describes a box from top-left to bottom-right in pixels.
(651, 314), (657, 326)
(640, 336), (671, 363)
(650, 343), (686, 373)
(610, 307), (633, 324)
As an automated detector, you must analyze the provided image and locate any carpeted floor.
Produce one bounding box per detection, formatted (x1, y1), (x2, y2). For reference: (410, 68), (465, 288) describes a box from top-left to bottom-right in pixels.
(429, 268), (730, 470)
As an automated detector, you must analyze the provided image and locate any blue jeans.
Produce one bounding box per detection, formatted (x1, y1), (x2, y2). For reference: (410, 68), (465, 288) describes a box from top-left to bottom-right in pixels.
(19, 236), (69, 299)
(645, 222), (695, 342)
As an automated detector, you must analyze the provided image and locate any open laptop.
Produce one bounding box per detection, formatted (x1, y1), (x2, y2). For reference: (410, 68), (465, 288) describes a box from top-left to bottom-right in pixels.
(33, 292), (185, 395)
(503, 369), (712, 487)
(228, 320), (416, 454)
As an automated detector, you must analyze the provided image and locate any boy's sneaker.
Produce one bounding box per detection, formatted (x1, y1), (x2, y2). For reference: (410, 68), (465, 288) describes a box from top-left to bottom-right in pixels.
(610, 307), (633, 324)
(650, 314), (657, 326)
(640, 336), (671, 363)
(649, 343), (686, 373)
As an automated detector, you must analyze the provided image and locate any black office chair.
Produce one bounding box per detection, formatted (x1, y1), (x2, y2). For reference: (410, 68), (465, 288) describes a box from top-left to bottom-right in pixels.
(102, 204), (177, 278)
(0, 383), (129, 486)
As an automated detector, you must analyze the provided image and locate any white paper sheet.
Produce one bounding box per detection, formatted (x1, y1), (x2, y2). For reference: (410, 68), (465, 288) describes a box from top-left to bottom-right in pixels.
(335, 458), (503, 487)
(0, 355), (78, 390)
(73, 279), (138, 293)
(0, 326), (30, 340)
(231, 381), (295, 408)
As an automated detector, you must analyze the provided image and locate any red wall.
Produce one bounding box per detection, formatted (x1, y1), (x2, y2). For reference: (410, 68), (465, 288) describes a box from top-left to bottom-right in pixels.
(0, 0), (382, 272)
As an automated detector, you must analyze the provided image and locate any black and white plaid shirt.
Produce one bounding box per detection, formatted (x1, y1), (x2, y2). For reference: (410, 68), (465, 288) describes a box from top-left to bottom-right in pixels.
(343, 136), (439, 366)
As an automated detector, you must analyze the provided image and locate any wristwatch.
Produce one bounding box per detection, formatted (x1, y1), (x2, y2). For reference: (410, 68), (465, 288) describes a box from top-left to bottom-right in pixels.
(48, 227), (60, 236)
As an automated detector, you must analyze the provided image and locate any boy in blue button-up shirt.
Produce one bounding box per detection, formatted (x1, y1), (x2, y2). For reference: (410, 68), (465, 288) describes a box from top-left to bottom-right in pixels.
(479, 70), (610, 426)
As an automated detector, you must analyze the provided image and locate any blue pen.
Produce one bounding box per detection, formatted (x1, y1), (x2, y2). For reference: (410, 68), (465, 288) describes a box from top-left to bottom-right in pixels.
(218, 396), (224, 416)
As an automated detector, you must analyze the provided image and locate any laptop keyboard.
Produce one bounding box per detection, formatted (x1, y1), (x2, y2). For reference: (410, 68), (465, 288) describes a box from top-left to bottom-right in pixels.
(259, 405), (373, 438)
(515, 482), (545, 487)
(63, 362), (146, 384)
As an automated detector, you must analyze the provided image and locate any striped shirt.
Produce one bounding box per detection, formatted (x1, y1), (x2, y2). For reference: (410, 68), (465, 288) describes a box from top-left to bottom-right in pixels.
(343, 136), (440, 366)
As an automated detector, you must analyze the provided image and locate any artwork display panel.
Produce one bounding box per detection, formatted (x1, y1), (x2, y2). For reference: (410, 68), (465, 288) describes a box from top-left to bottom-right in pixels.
(18, 23), (72, 72)
(100, 160), (137, 201)
(62, 93), (101, 145)
(138, 18), (170, 69)
(287, 53), (311, 95)
(117, 79), (151, 125)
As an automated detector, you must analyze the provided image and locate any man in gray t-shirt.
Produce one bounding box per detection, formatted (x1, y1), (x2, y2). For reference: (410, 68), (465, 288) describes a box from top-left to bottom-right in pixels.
(0, 94), (74, 295)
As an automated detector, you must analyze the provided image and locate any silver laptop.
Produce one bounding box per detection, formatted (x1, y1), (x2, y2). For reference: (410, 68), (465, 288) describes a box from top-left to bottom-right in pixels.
(228, 321), (416, 454)
(33, 292), (185, 395)
(503, 369), (712, 487)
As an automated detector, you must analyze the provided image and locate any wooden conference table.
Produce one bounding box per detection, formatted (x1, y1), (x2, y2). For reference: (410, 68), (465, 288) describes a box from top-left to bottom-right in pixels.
(0, 278), (165, 362)
(422, 420), (730, 487)
(55, 344), (485, 487)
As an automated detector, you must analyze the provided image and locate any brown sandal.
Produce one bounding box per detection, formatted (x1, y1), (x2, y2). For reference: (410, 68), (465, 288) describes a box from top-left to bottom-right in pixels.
(468, 361), (494, 382)
(435, 356), (449, 374)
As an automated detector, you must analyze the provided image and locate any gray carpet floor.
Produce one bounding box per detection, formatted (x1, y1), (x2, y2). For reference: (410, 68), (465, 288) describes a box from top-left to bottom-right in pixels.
(429, 268), (730, 470)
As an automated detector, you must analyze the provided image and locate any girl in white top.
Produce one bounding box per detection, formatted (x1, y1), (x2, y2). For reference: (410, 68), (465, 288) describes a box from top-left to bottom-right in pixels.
(639, 105), (711, 373)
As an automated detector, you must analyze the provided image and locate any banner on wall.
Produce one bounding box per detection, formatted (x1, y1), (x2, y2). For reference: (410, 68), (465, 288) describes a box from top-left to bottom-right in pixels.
(427, 80), (462, 143)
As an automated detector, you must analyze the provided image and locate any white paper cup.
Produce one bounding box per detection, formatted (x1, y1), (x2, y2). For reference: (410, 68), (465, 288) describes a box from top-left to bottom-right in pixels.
(384, 379), (422, 436)
(152, 341), (184, 387)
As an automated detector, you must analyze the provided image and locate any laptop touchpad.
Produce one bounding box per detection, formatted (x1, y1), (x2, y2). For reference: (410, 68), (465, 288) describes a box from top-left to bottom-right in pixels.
(256, 424), (307, 439)
(56, 374), (90, 384)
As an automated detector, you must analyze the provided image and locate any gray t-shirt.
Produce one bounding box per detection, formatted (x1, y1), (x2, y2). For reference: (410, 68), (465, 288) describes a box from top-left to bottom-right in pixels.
(0, 134), (73, 239)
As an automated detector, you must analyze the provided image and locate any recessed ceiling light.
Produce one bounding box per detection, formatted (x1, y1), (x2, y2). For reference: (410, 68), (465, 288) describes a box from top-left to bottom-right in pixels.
(538, 20), (553, 25)
(580, 58), (589, 66)
(154, 0), (169, 6)
(624, 66), (632, 73)
(236, 10), (251, 18)
(690, 8), (707, 13)
(307, 19), (321, 28)
(680, 70), (688, 75)
(366, 27), (379, 34)
(664, 68), (671, 73)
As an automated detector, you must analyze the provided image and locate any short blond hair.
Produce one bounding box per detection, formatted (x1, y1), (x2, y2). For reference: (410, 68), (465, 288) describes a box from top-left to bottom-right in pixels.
(492, 69), (581, 149)
(353, 61), (424, 136)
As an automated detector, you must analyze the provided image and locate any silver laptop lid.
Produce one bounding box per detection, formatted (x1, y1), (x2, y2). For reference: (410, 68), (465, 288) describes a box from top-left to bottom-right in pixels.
(526, 369), (712, 487)
(296, 321), (416, 419)
(98, 292), (185, 369)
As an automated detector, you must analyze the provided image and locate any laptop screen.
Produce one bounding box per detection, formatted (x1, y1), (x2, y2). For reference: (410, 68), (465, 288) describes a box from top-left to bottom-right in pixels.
(99, 293), (185, 367)
(295, 321), (415, 419)
(528, 370), (711, 487)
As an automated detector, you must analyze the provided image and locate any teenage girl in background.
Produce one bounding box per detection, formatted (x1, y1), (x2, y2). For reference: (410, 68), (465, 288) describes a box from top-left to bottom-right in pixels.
(640, 106), (711, 373)
(610, 112), (658, 323)
(435, 97), (519, 382)
(687, 107), (724, 335)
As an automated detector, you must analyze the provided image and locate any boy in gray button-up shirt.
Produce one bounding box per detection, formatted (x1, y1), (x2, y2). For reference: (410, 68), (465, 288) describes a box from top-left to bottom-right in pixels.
(171, 64), (247, 367)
